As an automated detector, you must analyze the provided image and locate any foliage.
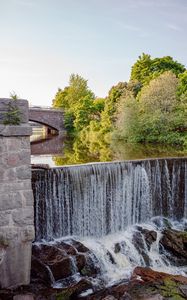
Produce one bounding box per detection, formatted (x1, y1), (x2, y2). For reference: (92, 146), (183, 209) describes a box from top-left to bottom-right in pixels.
(100, 82), (127, 134)
(52, 54), (186, 148)
(130, 53), (185, 88)
(10, 91), (19, 100)
(177, 70), (187, 97)
(115, 72), (187, 146)
(52, 87), (70, 109)
(3, 99), (21, 125)
(52, 74), (95, 135)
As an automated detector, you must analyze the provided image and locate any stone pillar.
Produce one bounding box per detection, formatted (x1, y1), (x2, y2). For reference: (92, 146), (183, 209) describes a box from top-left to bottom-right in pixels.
(0, 98), (34, 288)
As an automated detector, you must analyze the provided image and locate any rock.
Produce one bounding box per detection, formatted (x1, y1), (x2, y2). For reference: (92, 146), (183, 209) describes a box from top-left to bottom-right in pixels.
(49, 256), (73, 280)
(13, 295), (34, 300)
(139, 228), (157, 250)
(0, 278), (92, 300)
(76, 254), (87, 271)
(142, 295), (163, 300)
(32, 244), (74, 282)
(179, 285), (187, 298)
(132, 266), (187, 285)
(32, 244), (66, 262)
(80, 254), (100, 277)
(132, 232), (150, 266)
(160, 229), (187, 266)
(69, 240), (90, 253)
(31, 256), (53, 286)
(120, 293), (132, 300)
(56, 241), (77, 255)
(31, 240), (101, 286)
(114, 241), (126, 254)
(101, 296), (117, 300)
(106, 251), (116, 264)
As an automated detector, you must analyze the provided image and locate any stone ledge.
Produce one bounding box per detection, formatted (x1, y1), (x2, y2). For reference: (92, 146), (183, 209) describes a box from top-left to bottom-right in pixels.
(0, 125), (32, 136)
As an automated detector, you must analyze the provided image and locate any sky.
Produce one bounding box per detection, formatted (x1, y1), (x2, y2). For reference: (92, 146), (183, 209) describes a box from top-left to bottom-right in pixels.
(0, 0), (187, 106)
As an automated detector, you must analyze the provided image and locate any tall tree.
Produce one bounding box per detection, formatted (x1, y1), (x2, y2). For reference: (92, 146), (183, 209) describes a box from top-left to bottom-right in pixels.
(130, 53), (185, 87)
(115, 71), (186, 145)
(52, 74), (95, 135)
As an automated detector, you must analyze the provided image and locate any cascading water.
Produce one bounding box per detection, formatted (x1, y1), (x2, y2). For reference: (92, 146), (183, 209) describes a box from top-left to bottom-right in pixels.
(32, 157), (187, 290)
(32, 158), (187, 241)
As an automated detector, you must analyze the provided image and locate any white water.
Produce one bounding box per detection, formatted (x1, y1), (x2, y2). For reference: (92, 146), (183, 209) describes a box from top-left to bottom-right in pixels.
(36, 217), (187, 289)
(33, 158), (187, 241)
(32, 158), (187, 288)
(78, 218), (187, 285)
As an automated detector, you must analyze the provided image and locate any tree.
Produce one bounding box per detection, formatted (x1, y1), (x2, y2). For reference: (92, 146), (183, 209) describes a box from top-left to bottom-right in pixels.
(3, 100), (21, 125)
(114, 92), (140, 142)
(52, 87), (70, 109)
(130, 53), (152, 86)
(139, 71), (178, 114)
(114, 71), (186, 145)
(100, 82), (127, 134)
(177, 70), (187, 97)
(130, 53), (185, 88)
(52, 74), (95, 135)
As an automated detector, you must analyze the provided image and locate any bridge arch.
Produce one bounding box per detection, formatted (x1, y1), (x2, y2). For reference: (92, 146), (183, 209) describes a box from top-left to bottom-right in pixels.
(29, 107), (65, 134)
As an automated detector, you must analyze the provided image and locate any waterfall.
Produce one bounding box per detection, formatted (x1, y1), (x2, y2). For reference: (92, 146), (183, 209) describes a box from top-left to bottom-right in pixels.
(32, 158), (187, 242)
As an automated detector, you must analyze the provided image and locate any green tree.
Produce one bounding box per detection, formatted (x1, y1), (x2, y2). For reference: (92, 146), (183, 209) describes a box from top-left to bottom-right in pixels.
(115, 71), (186, 145)
(113, 92), (140, 142)
(52, 87), (70, 109)
(100, 82), (127, 134)
(131, 53), (185, 87)
(177, 70), (187, 97)
(3, 100), (21, 125)
(52, 74), (95, 135)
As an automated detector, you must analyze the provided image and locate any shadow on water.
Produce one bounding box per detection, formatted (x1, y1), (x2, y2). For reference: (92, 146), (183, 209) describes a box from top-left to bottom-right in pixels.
(31, 130), (187, 167)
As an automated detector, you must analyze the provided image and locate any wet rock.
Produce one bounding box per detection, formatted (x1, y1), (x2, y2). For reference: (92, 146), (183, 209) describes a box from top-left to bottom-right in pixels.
(31, 256), (53, 286)
(49, 256), (73, 280)
(120, 293), (132, 300)
(31, 240), (101, 286)
(160, 229), (187, 266)
(76, 254), (87, 271)
(80, 254), (100, 277)
(179, 285), (187, 298)
(132, 266), (187, 285)
(32, 244), (67, 262)
(139, 228), (157, 250)
(152, 217), (172, 229)
(101, 296), (117, 300)
(114, 242), (123, 253)
(69, 240), (90, 253)
(0, 278), (92, 300)
(106, 250), (116, 264)
(32, 244), (74, 282)
(56, 240), (77, 255)
(132, 232), (150, 266)
(13, 295), (34, 300)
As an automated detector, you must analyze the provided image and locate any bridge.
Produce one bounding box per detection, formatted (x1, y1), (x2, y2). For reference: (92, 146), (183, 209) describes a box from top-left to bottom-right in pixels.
(29, 106), (65, 135)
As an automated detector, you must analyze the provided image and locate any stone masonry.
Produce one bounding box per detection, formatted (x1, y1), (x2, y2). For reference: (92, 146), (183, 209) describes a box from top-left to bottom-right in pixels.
(0, 98), (34, 288)
(29, 107), (65, 135)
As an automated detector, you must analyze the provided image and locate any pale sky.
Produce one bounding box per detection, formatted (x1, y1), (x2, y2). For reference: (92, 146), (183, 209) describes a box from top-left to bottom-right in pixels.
(0, 0), (187, 106)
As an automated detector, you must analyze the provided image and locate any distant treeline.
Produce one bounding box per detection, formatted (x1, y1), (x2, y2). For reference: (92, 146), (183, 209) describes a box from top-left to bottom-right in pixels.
(52, 53), (187, 148)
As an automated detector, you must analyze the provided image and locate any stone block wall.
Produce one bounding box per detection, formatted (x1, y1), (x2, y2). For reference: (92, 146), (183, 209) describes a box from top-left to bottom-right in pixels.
(0, 99), (34, 288)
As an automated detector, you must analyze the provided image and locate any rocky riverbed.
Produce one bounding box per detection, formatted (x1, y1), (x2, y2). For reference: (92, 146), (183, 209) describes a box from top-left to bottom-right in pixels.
(1, 219), (187, 300)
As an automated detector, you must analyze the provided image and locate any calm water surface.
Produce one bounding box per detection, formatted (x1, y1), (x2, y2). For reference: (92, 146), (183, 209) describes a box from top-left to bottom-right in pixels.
(30, 129), (187, 167)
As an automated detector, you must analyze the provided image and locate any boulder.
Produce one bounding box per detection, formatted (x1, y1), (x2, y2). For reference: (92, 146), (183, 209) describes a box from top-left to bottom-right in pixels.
(160, 229), (187, 266)
(31, 256), (53, 286)
(132, 231), (150, 266)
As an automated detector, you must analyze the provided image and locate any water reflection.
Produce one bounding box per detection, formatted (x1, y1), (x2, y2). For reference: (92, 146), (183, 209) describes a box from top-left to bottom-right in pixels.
(31, 130), (187, 166)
